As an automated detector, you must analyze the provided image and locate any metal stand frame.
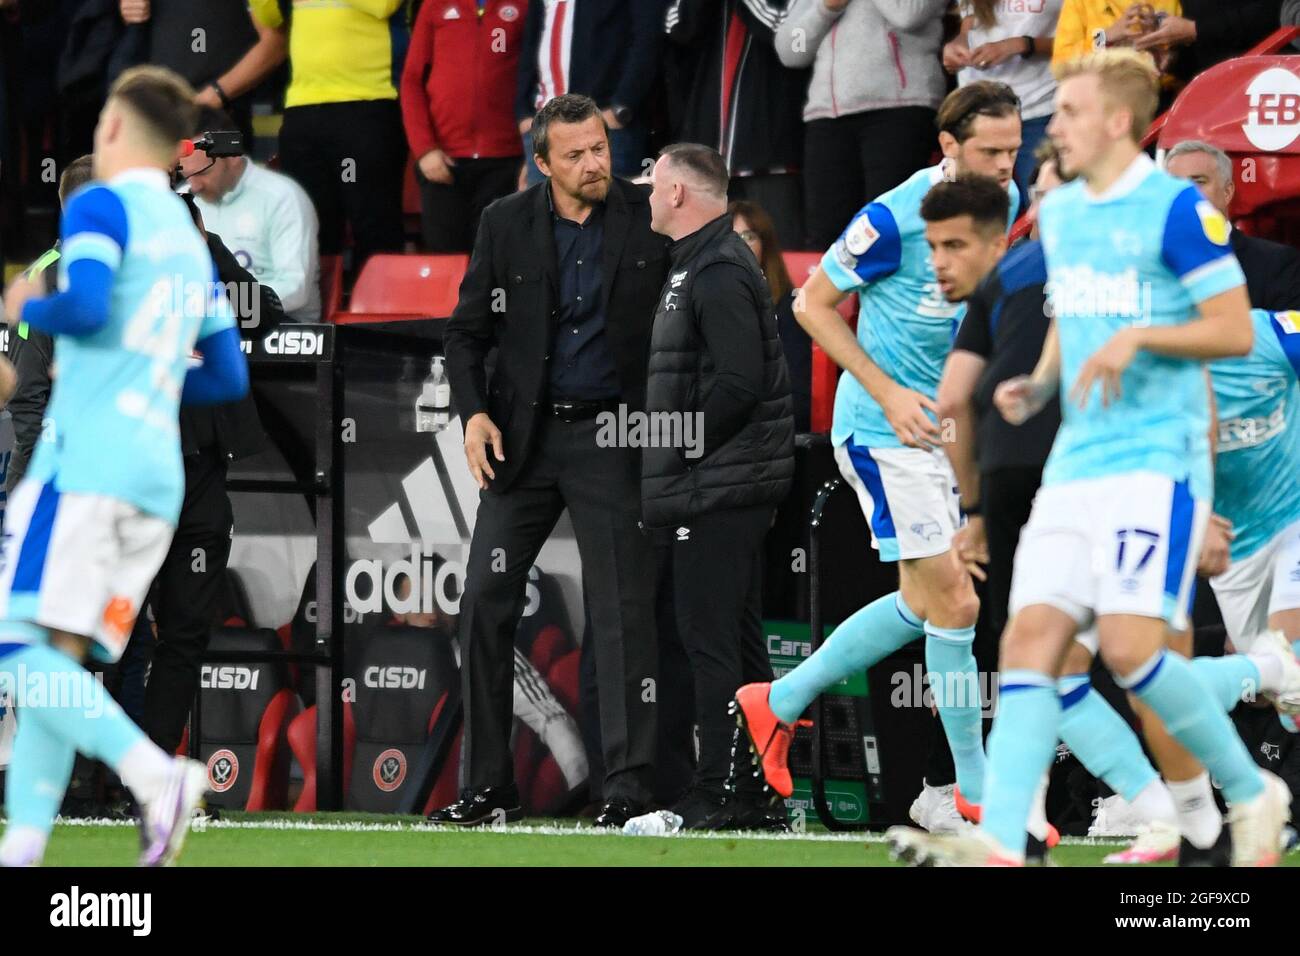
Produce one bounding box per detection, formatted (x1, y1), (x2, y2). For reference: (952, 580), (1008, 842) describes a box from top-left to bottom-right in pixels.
(807, 477), (871, 832)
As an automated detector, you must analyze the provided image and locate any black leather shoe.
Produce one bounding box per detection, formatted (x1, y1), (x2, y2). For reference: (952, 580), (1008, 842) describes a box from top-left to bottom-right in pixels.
(1178, 827), (1232, 866)
(427, 785), (523, 826)
(592, 796), (644, 828)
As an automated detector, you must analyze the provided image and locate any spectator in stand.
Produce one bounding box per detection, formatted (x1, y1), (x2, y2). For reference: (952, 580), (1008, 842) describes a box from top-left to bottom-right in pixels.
(1131, 1), (1282, 82)
(731, 199), (811, 431)
(179, 106), (321, 322)
(664, 0), (810, 250)
(118, 0), (286, 146)
(516, 0), (661, 187)
(248, 0), (407, 266)
(400, 0), (528, 254)
(1164, 140), (1300, 311)
(944, 1), (1062, 202)
(1052, 1), (1179, 67)
(776, 0), (949, 250)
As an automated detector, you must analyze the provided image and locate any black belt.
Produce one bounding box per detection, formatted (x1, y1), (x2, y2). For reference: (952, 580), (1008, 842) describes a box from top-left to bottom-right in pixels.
(546, 397), (621, 422)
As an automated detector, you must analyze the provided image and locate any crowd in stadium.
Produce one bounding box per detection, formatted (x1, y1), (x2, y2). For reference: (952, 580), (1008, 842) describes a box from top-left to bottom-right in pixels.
(3, 0), (1300, 868)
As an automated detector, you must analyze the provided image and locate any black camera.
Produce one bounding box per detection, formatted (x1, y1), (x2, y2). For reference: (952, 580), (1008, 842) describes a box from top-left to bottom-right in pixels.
(172, 129), (245, 190)
(189, 129), (244, 158)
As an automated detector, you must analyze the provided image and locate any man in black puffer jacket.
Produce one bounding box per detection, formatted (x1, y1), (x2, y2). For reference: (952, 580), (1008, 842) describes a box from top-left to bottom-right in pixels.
(644, 142), (794, 830)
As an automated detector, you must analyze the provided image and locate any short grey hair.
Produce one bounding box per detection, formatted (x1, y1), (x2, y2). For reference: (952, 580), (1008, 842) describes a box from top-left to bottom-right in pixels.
(1165, 140), (1233, 185)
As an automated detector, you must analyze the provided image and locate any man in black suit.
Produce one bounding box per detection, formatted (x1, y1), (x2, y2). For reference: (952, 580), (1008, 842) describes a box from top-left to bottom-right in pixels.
(436, 94), (671, 827)
(1165, 140), (1300, 311)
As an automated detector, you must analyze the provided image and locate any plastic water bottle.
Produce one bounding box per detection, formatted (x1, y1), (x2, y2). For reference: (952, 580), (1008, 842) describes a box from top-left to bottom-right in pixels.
(416, 356), (451, 433)
(622, 809), (683, 836)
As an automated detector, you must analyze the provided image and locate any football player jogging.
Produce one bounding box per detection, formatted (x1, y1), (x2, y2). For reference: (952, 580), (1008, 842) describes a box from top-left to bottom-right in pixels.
(0, 66), (249, 867)
(889, 48), (1292, 867)
(733, 81), (1022, 831)
(939, 147), (1300, 866)
(1065, 306), (1300, 866)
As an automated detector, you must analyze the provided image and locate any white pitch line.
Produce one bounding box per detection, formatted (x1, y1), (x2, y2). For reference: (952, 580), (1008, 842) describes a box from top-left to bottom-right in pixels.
(50, 816), (1130, 846)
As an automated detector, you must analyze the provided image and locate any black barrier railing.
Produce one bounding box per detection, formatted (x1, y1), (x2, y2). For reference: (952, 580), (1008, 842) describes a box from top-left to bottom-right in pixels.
(186, 324), (348, 809)
(186, 321), (470, 814)
(807, 477), (872, 832)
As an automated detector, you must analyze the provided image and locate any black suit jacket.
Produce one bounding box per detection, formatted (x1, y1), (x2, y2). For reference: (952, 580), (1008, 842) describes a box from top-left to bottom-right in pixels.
(444, 178), (671, 492)
(1231, 228), (1300, 312)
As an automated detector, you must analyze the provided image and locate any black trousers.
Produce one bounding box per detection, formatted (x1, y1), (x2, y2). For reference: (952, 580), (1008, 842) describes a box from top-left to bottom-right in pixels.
(458, 415), (657, 803)
(922, 468), (1041, 788)
(278, 99), (406, 264)
(668, 503), (775, 793)
(141, 449), (235, 755)
(418, 156), (520, 253)
(982, 465), (1043, 640)
(802, 107), (937, 250)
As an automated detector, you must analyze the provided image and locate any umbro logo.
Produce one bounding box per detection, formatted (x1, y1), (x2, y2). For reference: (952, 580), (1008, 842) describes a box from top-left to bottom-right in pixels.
(676, 526), (690, 541)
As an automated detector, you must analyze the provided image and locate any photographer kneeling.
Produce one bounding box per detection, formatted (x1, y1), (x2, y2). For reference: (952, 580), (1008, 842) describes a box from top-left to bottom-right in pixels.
(641, 144), (795, 830)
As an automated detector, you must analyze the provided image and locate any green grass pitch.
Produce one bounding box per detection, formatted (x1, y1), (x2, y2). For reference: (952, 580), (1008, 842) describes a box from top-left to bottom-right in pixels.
(35, 813), (1300, 866)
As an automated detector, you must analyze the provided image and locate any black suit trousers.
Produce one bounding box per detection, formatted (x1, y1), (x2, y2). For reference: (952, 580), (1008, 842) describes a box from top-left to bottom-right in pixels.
(458, 415), (658, 802)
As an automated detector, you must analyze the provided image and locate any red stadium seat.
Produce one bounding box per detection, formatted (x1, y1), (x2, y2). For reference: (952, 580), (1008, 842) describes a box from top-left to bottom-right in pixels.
(545, 650), (580, 716)
(339, 254), (468, 325)
(190, 627), (300, 811)
(529, 623), (568, 676)
(287, 702), (357, 813)
(318, 254), (343, 323)
(782, 251), (856, 433)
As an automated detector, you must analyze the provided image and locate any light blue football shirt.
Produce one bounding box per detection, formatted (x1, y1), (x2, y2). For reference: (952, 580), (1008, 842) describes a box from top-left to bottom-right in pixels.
(1209, 308), (1300, 561)
(1037, 153), (1246, 501)
(821, 162), (1020, 448)
(23, 169), (235, 524)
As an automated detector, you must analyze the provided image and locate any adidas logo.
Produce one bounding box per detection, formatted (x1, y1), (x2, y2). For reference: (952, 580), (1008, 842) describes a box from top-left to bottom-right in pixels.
(352, 437), (541, 618)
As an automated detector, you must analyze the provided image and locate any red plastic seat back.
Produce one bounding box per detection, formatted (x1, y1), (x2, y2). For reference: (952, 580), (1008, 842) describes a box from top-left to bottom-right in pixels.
(343, 254), (469, 323)
(318, 254), (343, 323)
(782, 250), (857, 433)
(1158, 56), (1300, 221)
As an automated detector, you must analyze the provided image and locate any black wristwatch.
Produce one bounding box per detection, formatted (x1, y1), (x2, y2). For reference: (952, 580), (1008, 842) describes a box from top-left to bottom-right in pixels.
(209, 79), (233, 110)
(962, 499), (982, 516)
(1019, 35), (1035, 59)
(612, 104), (634, 127)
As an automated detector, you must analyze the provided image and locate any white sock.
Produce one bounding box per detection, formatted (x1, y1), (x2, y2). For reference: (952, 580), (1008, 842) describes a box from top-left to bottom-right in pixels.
(117, 741), (175, 806)
(1249, 651), (1284, 696)
(1027, 773), (1050, 842)
(1167, 772), (1222, 849)
(0, 825), (48, 867)
(1128, 778), (1179, 828)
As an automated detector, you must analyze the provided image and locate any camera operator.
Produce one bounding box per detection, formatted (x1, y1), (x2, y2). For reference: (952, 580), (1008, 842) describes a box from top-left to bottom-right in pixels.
(117, 135), (286, 751)
(179, 107), (319, 322)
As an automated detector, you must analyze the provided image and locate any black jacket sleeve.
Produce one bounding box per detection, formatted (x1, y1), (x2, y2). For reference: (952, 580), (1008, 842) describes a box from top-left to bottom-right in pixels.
(207, 232), (286, 339)
(693, 261), (764, 457)
(735, 0), (791, 46)
(5, 329), (54, 493)
(1182, 0), (1281, 65)
(515, 0), (544, 122)
(612, 0), (665, 113)
(664, 0), (719, 46)
(443, 211), (498, 422)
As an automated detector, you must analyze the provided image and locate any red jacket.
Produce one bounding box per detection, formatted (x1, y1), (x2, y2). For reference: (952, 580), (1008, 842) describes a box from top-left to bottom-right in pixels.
(400, 0), (528, 160)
